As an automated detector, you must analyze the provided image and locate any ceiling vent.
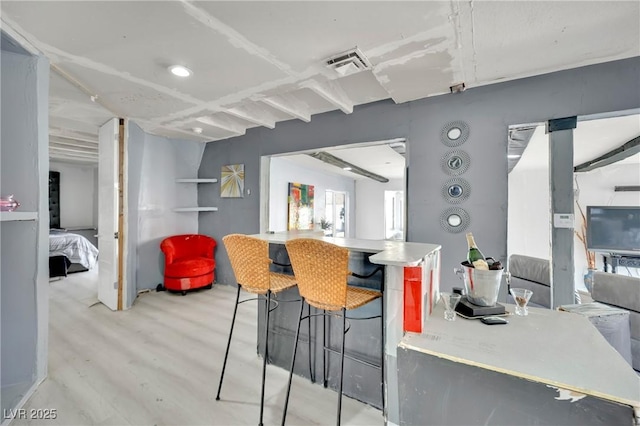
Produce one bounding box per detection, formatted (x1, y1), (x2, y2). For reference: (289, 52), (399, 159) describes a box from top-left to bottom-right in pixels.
(326, 47), (371, 76)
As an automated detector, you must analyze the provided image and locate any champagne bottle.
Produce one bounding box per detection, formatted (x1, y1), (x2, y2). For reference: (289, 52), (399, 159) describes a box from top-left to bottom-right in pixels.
(466, 232), (487, 269)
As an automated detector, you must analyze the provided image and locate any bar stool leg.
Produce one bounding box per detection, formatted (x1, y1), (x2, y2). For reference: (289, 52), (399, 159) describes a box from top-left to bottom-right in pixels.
(323, 309), (328, 388)
(216, 284), (242, 400)
(259, 290), (272, 426)
(380, 297), (385, 414)
(282, 299), (305, 426)
(308, 304), (314, 383)
(336, 308), (347, 426)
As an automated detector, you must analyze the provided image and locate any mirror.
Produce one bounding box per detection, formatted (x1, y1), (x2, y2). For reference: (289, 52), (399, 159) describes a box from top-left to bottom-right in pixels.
(447, 214), (462, 227)
(447, 127), (462, 140)
(448, 184), (463, 198)
(441, 150), (470, 176)
(440, 207), (470, 233)
(442, 178), (471, 203)
(441, 121), (469, 147)
(448, 156), (463, 170)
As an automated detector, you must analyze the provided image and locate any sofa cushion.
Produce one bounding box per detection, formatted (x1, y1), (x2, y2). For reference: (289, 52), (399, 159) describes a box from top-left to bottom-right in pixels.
(631, 338), (640, 371)
(630, 311), (640, 341)
(165, 257), (215, 278)
(508, 255), (551, 287)
(592, 272), (640, 313)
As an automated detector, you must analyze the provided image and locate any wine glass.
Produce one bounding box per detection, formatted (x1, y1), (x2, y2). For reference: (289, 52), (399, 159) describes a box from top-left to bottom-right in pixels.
(510, 288), (533, 316)
(440, 292), (462, 321)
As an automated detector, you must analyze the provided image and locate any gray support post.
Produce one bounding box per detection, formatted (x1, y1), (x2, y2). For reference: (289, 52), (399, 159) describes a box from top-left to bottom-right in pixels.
(547, 117), (577, 309)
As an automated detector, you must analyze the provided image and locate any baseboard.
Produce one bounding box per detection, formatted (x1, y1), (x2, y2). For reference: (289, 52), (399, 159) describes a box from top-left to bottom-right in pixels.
(1, 376), (45, 426)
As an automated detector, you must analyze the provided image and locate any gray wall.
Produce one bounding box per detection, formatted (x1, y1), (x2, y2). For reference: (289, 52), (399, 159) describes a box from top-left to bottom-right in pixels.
(127, 122), (205, 292)
(356, 178), (404, 240)
(1, 49), (49, 412)
(199, 57), (640, 288)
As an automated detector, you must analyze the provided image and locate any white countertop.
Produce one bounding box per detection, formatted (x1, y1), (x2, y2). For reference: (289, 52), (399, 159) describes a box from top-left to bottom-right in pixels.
(400, 304), (640, 408)
(251, 231), (441, 267)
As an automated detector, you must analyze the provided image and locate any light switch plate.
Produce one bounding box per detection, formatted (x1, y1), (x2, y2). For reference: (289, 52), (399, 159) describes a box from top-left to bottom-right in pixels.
(553, 213), (574, 228)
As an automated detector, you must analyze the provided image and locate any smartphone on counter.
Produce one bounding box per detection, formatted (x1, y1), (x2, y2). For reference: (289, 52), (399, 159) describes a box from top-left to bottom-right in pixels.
(480, 316), (509, 325)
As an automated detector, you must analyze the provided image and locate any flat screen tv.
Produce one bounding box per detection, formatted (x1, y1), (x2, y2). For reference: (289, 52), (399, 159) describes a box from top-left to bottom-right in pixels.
(586, 206), (640, 255)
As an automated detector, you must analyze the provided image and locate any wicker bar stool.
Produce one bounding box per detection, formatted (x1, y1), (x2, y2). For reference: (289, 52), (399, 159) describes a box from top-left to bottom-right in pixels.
(216, 234), (297, 426)
(281, 238), (384, 426)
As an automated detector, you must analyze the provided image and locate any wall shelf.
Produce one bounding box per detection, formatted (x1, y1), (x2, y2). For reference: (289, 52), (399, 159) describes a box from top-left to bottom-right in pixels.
(175, 178), (219, 212)
(0, 211), (38, 222)
(174, 207), (218, 212)
(176, 178), (218, 183)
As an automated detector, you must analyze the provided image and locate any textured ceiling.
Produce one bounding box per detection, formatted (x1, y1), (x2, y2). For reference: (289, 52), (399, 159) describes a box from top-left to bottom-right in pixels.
(1, 1), (639, 165)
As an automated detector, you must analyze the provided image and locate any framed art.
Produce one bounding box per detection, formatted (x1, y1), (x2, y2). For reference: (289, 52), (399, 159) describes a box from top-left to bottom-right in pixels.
(287, 182), (314, 230)
(221, 164), (245, 198)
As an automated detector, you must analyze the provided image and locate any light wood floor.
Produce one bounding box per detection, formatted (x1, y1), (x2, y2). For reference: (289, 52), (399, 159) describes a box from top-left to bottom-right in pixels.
(15, 270), (383, 425)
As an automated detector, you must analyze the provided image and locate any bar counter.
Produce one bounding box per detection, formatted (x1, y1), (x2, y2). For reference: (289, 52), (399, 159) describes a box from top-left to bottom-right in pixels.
(398, 303), (640, 425)
(251, 231), (442, 425)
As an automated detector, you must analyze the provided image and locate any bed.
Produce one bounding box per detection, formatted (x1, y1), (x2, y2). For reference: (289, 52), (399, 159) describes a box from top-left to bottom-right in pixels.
(48, 170), (99, 278)
(49, 229), (99, 278)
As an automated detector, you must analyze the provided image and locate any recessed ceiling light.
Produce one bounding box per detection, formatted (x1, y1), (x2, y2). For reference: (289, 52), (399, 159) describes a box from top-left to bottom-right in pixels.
(343, 166), (352, 171)
(168, 65), (192, 77)
(192, 127), (203, 134)
(508, 154), (521, 159)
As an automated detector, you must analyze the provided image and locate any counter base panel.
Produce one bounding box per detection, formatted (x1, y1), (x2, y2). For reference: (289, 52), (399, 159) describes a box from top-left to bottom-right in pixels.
(398, 345), (634, 426)
(257, 245), (384, 410)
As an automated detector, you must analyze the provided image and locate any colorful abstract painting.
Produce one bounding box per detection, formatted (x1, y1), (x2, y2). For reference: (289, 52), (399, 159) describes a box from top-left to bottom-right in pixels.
(221, 164), (245, 198)
(288, 182), (314, 230)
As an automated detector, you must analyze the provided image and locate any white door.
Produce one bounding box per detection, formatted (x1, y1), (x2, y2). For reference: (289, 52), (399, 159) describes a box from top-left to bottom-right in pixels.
(98, 118), (121, 310)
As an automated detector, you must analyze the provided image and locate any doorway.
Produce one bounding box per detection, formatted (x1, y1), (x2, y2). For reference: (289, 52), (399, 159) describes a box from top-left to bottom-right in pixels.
(260, 139), (406, 239)
(507, 111), (640, 300)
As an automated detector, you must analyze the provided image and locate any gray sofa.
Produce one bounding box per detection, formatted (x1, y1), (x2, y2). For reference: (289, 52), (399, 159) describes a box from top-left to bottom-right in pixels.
(508, 254), (552, 308)
(591, 271), (640, 372)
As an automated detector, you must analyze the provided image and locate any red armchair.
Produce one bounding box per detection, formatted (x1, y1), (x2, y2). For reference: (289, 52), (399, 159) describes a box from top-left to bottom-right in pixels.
(160, 234), (216, 295)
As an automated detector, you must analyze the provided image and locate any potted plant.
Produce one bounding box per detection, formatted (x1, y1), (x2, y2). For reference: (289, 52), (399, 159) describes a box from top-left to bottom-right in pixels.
(319, 218), (332, 236)
(575, 201), (596, 291)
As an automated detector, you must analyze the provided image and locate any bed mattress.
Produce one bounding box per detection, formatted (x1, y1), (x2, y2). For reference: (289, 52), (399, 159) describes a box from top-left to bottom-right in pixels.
(49, 229), (99, 270)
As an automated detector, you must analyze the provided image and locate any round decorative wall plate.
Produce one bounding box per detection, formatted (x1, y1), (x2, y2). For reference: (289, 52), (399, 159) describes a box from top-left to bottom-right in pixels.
(441, 121), (470, 147)
(440, 150), (470, 176)
(441, 178), (471, 204)
(440, 207), (470, 233)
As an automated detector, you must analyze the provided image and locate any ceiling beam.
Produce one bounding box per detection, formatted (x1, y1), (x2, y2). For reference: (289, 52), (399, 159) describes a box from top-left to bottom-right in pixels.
(49, 153), (98, 163)
(224, 106), (276, 129)
(49, 156), (97, 164)
(49, 141), (98, 154)
(308, 151), (389, 183)
(195, 116), (246, 136)
(302, 80), (353, 114)
(131, 119), (214, 142)
(261, 94), (311, 123)
(49, 117), (100, 136)
(49, 137), (98, 149)
(49, 127), (99, 144)
(50, 146), (98, 157)
(574, 135), (640, 172)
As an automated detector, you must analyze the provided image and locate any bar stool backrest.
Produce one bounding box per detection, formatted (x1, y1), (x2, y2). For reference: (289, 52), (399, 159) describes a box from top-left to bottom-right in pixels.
(223, 234), (271, 294)
(286, 238), (349, 311)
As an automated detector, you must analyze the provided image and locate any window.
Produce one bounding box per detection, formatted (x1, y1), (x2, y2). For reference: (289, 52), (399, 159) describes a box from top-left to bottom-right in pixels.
(384, 190), (404, 241)
(324, 190), (347, 238)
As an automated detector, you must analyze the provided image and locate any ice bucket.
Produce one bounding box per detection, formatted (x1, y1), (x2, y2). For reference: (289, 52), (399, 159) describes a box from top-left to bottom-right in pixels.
(454, 262), (504, 307)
